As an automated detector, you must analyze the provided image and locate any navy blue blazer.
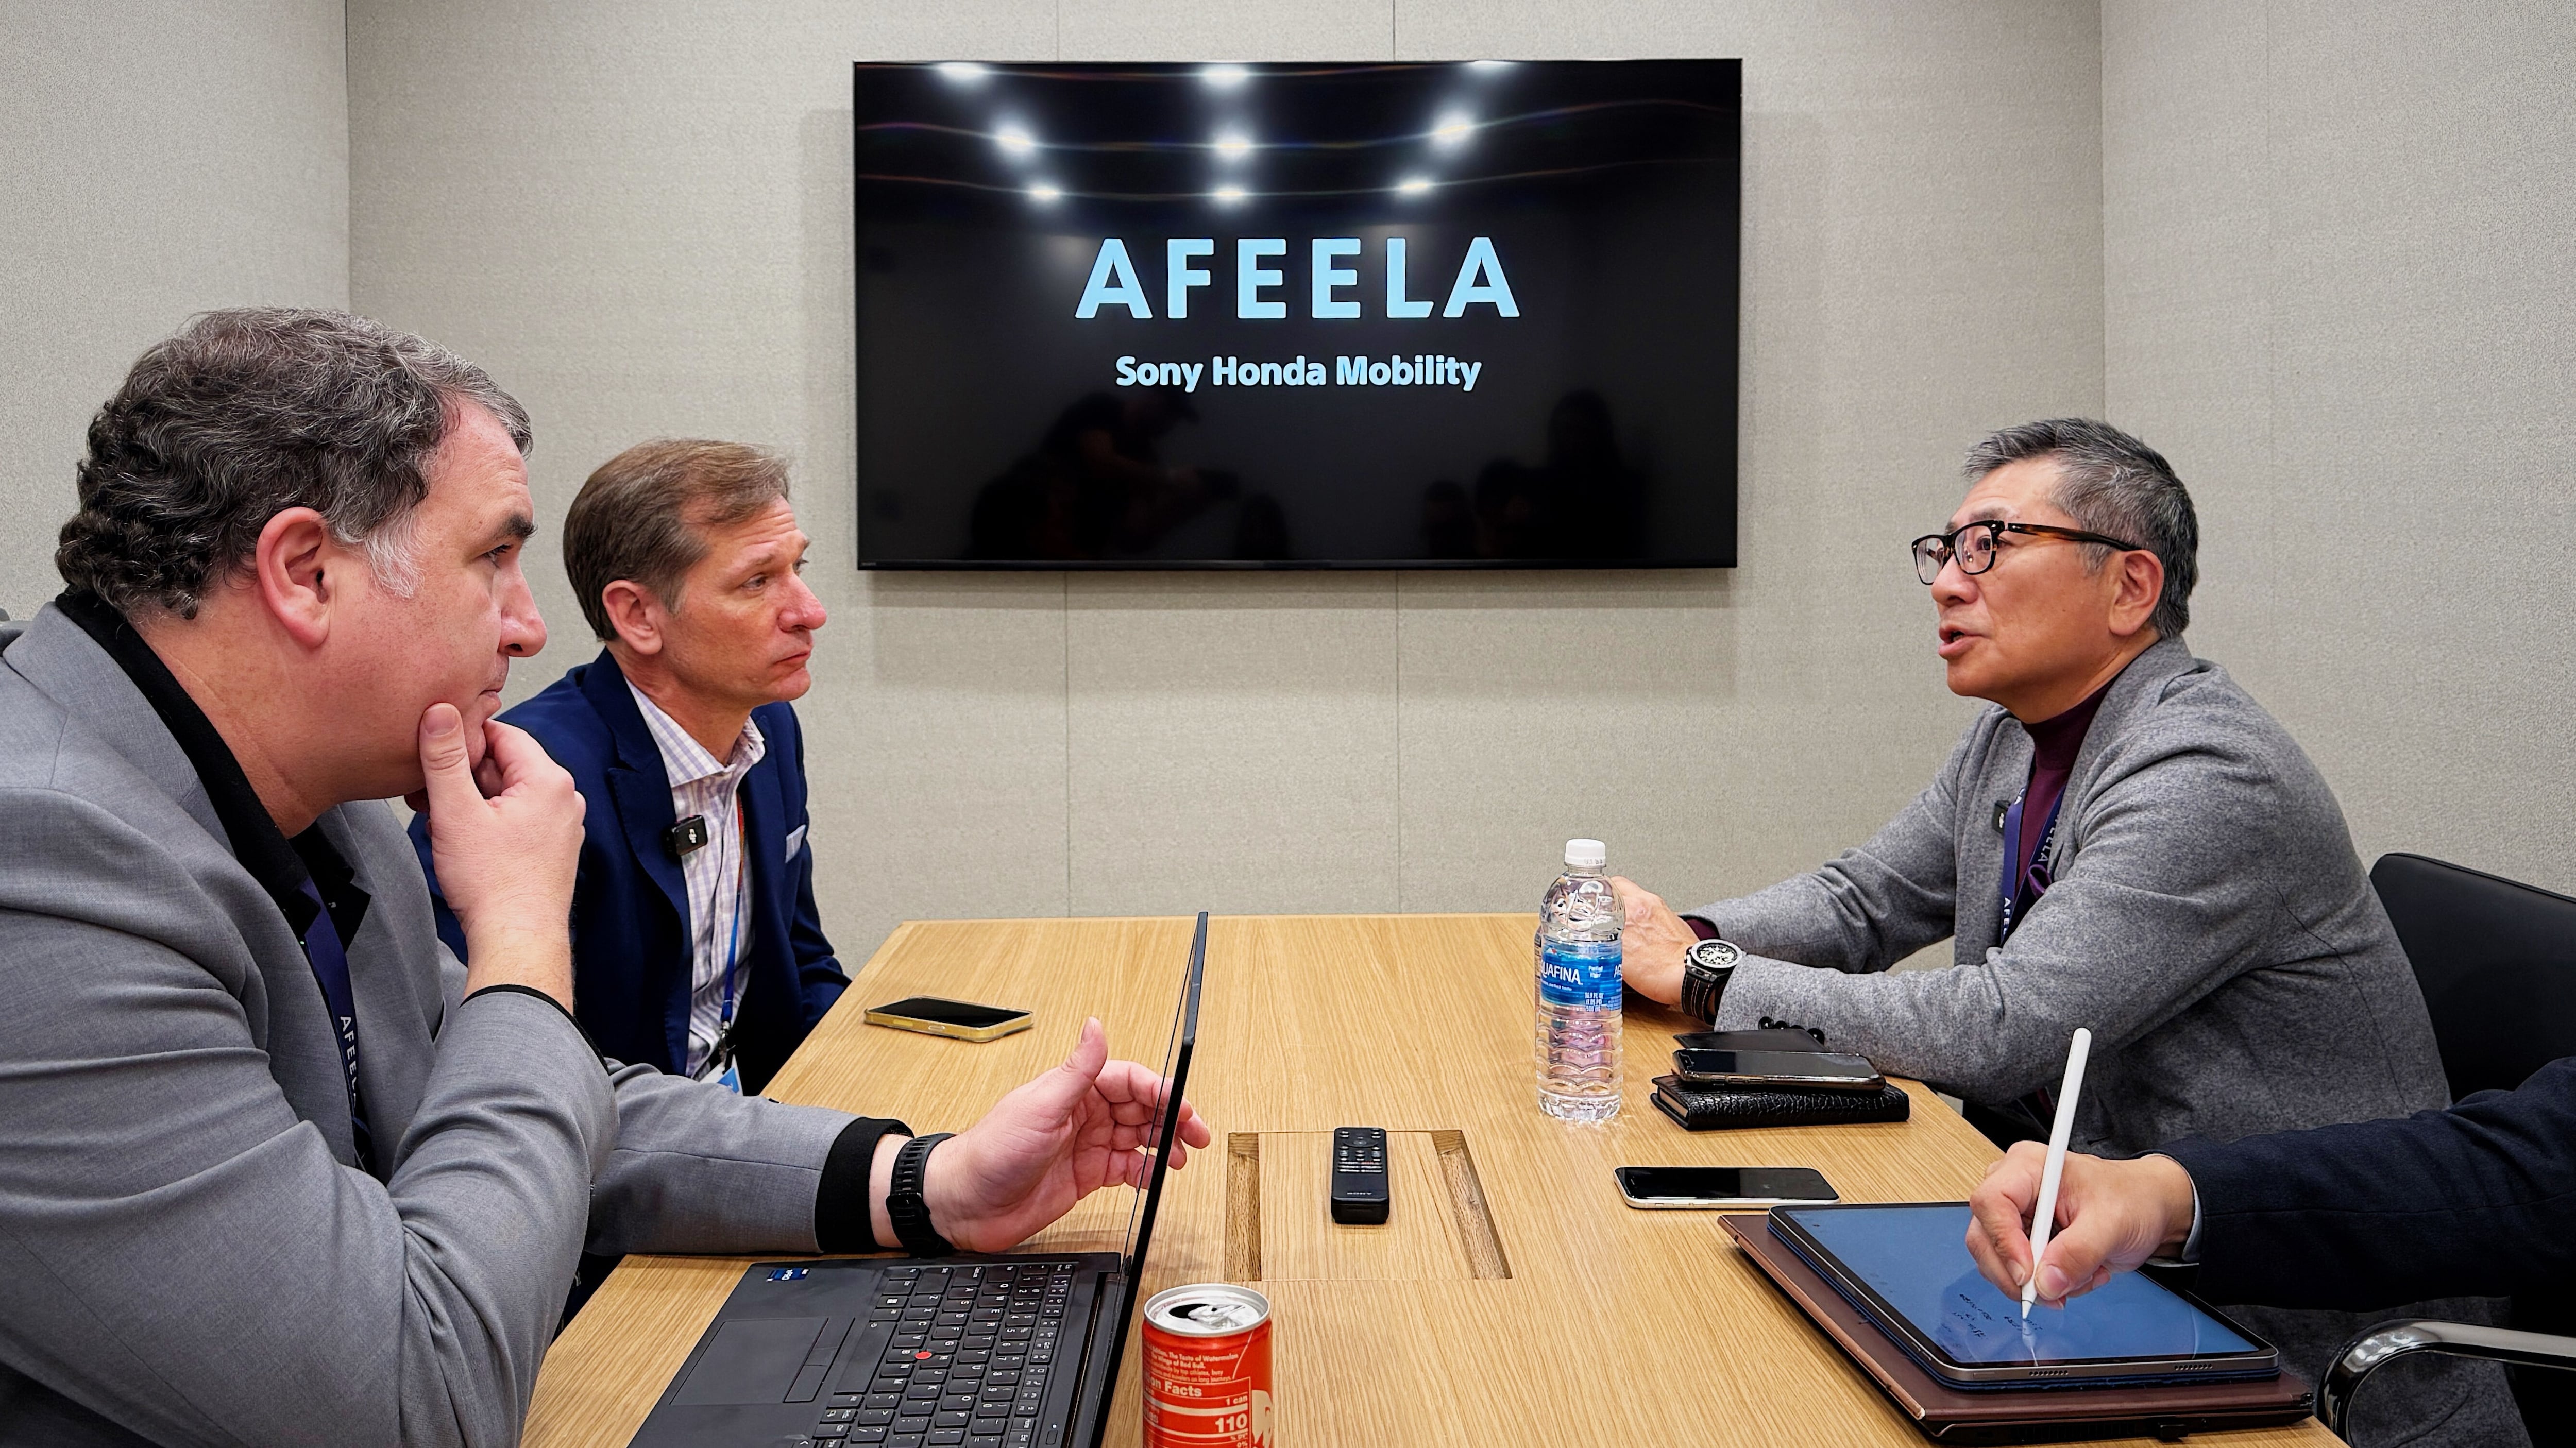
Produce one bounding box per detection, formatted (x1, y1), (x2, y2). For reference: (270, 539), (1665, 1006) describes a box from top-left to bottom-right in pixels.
(409, 650), (847, 1093)
(2163, 1056), (2576, 1309)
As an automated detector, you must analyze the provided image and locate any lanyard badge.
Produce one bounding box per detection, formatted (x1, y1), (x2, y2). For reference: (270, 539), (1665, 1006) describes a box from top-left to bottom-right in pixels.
(693, 810), (753, 1093)
(698, 1028), (743, 1093)
(1996, 791), (2065, 946)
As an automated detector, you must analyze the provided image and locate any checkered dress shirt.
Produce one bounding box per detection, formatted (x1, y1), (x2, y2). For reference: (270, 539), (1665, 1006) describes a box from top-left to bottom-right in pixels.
(628, 684), (767, 1077)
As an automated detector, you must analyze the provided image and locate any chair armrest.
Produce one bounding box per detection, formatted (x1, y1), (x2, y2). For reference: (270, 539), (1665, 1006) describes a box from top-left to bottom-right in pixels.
(2323, 1318), (2576, 1435)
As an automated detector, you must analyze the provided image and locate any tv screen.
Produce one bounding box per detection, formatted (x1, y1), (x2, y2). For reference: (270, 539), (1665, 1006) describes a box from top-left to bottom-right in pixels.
(853, 59), (1741, 569)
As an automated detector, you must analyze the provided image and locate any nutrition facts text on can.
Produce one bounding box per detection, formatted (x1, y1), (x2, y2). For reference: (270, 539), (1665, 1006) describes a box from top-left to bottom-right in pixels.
(1141, 1284), (1273, 1448)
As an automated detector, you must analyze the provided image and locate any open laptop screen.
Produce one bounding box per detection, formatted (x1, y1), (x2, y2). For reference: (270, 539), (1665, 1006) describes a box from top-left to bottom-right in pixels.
(1119, 910), (1206, 1276)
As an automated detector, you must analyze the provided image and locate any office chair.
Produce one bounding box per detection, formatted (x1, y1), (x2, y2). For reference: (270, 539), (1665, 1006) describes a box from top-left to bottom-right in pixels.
(2359, 853), (2576, 1444)
(2325, 1322), (2576, 1441)
(2374, 851), (2576, 1100)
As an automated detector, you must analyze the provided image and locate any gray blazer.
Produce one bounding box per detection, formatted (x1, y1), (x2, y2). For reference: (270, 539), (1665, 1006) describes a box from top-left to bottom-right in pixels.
(0, 606), (860, 1447)
(1694, 636), (2450, 1155)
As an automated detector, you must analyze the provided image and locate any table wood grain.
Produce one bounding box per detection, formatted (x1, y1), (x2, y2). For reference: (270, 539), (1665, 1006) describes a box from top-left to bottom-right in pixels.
(522, 915), (2334, 1447)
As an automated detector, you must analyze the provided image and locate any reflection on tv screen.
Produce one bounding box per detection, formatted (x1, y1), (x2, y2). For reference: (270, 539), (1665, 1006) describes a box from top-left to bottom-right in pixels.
(854, 60), (1741, 568)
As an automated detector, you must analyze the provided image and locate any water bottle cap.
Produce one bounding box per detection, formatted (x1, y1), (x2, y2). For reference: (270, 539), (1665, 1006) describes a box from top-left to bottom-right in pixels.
(1563, 838), (1606, 869)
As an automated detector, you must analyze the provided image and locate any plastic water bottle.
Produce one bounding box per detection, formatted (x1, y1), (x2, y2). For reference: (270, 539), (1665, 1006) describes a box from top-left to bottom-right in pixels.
(1535, 838), (1622, 1122)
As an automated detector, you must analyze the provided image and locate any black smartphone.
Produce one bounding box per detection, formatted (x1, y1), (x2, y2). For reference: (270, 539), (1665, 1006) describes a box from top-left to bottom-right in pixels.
(1670, 1048), (1884, 1092)
(1674, 1028), (1828, 1053)
(1615, 1166), (1839, 1209)
(863, 996), (1035, 1042)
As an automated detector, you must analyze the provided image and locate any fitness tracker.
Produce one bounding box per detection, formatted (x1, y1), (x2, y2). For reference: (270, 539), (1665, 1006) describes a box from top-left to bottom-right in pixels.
(887, 1132), (957, 1256)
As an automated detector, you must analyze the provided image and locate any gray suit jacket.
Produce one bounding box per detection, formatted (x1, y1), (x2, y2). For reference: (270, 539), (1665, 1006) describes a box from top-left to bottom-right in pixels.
(0, 606), (859, 1447)
(1693, 636), (2450, 1155)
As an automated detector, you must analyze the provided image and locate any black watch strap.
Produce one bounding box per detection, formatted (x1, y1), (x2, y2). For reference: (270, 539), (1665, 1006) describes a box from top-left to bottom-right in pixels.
(1681, 939), (1741, 1025)
(888, 1132), (957, 1257)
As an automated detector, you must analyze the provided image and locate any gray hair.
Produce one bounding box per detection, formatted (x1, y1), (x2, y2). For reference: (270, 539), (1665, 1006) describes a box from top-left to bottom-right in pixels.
(1961, 417), (2198, 637)
(56, 308), (532, 619)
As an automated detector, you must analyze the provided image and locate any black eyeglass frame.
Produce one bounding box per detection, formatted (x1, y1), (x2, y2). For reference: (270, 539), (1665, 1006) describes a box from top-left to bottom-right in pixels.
(1910, 520), (2146, 585)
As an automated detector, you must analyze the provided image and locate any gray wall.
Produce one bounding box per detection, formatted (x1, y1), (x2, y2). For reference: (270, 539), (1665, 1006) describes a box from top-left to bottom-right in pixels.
(0, 0), (349, 618)
(15, 2), (2564, 966)
(2103, 0), (2576, 892)
(347, 0), (2100, 959)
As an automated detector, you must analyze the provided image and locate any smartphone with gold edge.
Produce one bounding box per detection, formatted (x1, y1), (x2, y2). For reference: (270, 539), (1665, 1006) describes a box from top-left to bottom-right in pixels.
(863, 996), (1035, 1043)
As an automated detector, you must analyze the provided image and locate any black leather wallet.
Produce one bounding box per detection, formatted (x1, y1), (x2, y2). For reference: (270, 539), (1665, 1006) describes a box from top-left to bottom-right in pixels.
(1650, 1073), (1911, 1131)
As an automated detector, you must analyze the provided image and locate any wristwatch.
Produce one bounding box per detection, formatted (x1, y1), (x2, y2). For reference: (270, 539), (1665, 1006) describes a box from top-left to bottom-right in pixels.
(1681, 937), (1743, 1024)
(887, 1132), (957, 1256)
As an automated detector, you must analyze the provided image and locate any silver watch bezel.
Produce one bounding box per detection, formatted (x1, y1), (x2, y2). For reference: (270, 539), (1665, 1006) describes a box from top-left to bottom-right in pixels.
(1686, 938), (1743, 973)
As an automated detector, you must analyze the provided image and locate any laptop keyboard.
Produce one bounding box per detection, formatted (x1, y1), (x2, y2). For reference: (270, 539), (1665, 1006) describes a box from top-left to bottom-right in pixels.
(811, 1260), (1079, 1448)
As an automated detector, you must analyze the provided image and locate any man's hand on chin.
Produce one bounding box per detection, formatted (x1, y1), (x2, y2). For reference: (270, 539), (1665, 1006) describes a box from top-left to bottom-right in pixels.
(1609, 877), (1693, 1007)
(413, 702), (584, 1008)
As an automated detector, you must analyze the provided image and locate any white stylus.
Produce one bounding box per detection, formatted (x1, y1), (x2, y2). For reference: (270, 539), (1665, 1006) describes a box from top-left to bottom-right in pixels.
(2021, 1026), (2093, 1318)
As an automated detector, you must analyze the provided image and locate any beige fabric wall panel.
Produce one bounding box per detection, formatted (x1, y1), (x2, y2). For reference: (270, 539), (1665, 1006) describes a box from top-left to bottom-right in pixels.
(2104, 0), (2576, 892)
(1396, 2), (2103, 912)
(0, 0), (348, 619)
(348, 0), (2106, 959)
(1067, 574), (1400, 917)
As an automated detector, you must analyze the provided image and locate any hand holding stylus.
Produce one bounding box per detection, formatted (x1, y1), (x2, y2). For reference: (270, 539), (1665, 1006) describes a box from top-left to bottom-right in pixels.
(1967, 1147), (2199, 1305)
(2021, 1027), (2091, 1317)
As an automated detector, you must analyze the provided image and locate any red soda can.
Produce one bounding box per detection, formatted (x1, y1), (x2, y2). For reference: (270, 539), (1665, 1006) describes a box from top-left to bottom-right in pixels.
(1141, 1283), (1273, 1448)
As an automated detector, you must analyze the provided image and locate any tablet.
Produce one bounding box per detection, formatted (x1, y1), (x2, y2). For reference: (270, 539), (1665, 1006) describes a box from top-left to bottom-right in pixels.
(1768, 1203), (2279, 1390)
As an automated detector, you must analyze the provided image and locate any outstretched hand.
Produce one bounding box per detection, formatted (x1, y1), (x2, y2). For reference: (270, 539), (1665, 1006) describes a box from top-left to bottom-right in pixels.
(1964, 1142), (2198, 1306)
(922, 1018), (1212, 1253)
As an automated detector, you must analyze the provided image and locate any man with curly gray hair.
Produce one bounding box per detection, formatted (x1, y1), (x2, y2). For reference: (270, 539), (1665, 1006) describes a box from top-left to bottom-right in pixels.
(0, 309), (1207, 1447)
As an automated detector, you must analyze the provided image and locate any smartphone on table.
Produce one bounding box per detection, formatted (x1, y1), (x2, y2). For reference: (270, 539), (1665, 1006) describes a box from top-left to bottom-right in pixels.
(1670, 1048), (1883, 1092)
(863, 996), (1035, 1042)
(1615, 1166), (1839, 1209)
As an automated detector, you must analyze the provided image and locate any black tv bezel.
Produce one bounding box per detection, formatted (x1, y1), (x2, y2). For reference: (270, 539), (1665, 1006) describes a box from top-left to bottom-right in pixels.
(851, 58), (1743, 572)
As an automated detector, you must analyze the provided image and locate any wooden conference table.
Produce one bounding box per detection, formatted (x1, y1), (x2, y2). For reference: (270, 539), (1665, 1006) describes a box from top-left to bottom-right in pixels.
(524, 915), (2333, 1447)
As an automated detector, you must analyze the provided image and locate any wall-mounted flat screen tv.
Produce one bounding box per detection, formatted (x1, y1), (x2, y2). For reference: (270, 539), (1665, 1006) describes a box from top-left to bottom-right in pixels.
(853, 59), (1741, 569)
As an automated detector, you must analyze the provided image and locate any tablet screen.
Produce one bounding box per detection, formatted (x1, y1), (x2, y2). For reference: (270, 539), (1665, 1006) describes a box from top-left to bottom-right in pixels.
(1775, 1204), (2259, 1369)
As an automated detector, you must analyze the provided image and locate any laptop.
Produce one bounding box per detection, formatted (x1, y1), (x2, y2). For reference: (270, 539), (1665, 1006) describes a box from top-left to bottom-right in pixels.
(630, 911), (1208, 1448)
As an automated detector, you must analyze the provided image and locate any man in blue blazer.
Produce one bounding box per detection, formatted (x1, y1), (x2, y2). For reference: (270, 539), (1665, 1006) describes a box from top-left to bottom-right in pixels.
(414, 439), (843, 1093)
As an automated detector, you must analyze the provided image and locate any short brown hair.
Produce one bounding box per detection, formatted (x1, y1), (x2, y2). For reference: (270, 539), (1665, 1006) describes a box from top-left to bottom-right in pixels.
(563, 439), (790, 641)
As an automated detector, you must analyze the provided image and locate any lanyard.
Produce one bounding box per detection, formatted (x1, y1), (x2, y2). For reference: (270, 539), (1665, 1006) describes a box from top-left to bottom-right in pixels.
(718, 807), (749, 1029)
(1996, 790), (2066, 946)
(700, 806), (751, 1091)
(295, 877), (375, 1171)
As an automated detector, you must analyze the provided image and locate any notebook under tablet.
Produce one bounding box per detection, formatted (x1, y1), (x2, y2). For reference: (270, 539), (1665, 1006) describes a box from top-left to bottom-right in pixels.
(1768, 1203), (2278, 1390)
(630, 911), (1208, 1448)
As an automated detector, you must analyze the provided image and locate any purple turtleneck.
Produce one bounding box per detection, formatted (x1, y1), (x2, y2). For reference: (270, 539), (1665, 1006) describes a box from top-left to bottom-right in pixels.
(2012, 683), (2111, 896)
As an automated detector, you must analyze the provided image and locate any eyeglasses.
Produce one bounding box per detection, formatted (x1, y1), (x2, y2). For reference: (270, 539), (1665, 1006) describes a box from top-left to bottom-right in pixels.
(1910, 519), (2145, 586)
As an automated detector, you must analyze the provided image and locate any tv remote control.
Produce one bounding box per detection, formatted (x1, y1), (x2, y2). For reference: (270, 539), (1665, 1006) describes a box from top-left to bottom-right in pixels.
(1330, 1126), (1391, 1224)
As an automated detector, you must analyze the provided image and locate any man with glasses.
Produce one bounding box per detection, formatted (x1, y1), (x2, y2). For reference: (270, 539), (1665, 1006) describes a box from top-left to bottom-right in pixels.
(1611, 418), (2515, 1445)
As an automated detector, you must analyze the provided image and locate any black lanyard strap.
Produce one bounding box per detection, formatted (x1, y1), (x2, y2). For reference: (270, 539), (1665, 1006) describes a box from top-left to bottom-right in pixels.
(1995, 791), (2066, 946)
(296, 878), (375, 1172)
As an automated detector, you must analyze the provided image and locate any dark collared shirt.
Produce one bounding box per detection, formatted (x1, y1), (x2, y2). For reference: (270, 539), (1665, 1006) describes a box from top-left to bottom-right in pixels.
(58, 589), (379, 1174)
